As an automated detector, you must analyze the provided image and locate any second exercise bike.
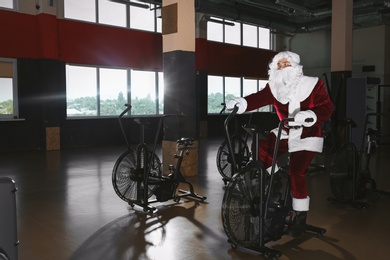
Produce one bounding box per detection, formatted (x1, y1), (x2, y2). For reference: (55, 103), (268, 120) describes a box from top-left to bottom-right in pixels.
(221, 106), (326, 259)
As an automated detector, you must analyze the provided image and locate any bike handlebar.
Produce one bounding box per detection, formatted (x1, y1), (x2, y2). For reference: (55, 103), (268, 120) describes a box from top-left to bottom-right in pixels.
(223, 105), (240, 173)
(119, 103), (132, 119)
(282, 117), (314, 124)
(219, 103), (227, 115)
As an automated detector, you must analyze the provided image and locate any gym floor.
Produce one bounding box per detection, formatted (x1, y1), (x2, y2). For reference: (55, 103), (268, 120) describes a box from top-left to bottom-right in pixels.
(1, 137), (390, 260)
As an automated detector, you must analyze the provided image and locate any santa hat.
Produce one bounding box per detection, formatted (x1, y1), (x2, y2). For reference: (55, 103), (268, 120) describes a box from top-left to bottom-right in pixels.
(269, 51), (301, 71)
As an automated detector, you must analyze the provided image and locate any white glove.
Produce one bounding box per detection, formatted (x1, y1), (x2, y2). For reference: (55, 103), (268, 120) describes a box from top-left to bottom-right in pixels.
(294, 110), (317, 127)
(226, 97), (247, 114)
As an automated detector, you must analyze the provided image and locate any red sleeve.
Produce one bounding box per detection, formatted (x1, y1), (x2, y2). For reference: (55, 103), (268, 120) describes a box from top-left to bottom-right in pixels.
(244, 84), (274, 112)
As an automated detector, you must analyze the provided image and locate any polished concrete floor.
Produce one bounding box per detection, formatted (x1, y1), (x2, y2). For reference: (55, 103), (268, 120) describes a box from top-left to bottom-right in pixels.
(1, 137), (390, 260)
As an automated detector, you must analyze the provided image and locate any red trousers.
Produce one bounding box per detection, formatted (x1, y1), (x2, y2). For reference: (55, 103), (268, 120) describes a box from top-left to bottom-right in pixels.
(258, 133), (316, 199)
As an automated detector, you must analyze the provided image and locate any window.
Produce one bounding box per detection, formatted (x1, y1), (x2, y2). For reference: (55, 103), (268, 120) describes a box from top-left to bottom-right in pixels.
(207, 75), (271, 114)
(99, 68), (128, 116)
(64, 0), (96, 23)
(205, 19), (272, 114)
(243, 24), (258, 48)
(224, 21), (241, 45)
(207, 18), (223, 42)
(158, 72), (164, 114)
(207, 76), (223, 114)
(0, 59), (18, 120)
(0, 0), (14, 10)
(98, 0), (127, 27)
(129, 0), (154, 31)
(130, 70), (157, 115)
(243, 78), (270, 112)
(259, 27), (271, 49)
(243, 78), (258, 96)
(66, 65), (98, 116)
(207, 18), (271, 50)
(64, 0), (160, 33)
(66, 64), (163, 117)
(225, 77), (241, 100)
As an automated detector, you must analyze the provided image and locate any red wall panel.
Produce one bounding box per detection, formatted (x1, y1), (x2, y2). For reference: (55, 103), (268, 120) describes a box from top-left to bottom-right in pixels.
(57, 19), (163, 69)
(0, 10), (39, 58)
(196, 38), (276, 78)
(0, 10), (275, 76)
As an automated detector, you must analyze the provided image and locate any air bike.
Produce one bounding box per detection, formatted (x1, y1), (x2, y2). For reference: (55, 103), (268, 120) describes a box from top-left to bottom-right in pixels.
(221, 106), (326, 259)
(112, 104), (206, 213)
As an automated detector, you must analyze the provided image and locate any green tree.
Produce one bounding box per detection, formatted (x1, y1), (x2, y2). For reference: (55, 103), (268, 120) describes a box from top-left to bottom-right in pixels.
(0, 99), (13, 114)
(131, 94), (156, 115)
(207, 93), (236, 113)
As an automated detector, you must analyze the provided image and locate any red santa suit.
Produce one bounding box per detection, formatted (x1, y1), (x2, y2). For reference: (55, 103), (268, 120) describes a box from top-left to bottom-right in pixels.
(238, 76), (334, 211)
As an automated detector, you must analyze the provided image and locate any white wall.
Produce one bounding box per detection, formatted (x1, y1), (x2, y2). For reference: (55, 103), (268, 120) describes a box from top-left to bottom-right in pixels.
(352, 25), (387, 83)
(291, 30), (332, 79)
(287, 25), (389, 85)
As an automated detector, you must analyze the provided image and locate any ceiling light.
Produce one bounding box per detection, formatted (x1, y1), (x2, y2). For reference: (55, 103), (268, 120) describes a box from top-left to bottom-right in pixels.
(204, 17), (235, 26)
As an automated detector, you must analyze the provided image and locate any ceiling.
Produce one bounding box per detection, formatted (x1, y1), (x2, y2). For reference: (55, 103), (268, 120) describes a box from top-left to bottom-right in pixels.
(138, 0), (390, 34)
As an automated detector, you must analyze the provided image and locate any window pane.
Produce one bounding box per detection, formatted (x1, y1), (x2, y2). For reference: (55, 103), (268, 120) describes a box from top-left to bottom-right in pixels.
(64, 0), (96, 23)
(66, 65), (98, 117)
(225, 77), (240, 100)
(259, 27), (270, 49)
(207, 76), (223, 113)
(0, 0), (13, 9)
(225, 21), (240, 45)
(158, 72), (164, 114)
(258, 80), (271, 112)
(99, 68), (128, 116)
(98, 0), (126, 27)
(243, 78), (257, 96)
(207, 20), (223, 42)
(0, 78), (13, 115)
(156, 14), (162, 33)
(130, 1), (154, 32)
(243, 24), (257, 48)
(131, 70), (156, 115)
(259, 80), (268, 90)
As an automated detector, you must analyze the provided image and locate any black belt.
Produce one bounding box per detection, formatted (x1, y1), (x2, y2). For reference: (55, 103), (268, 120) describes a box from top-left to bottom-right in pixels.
(283, 124), (302, 130)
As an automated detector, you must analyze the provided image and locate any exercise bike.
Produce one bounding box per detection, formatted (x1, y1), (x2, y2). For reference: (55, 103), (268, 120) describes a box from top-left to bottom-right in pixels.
(216, 103), (252, 184)
(328, 113), (389, 209)
(221, 106), (326, 259)
(112, 104), (206, 213)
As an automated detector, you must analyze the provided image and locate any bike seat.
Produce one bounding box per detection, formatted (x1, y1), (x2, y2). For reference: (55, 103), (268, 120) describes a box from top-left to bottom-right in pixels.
(242, 124), (267, 140)
(177, 137), (194, 146)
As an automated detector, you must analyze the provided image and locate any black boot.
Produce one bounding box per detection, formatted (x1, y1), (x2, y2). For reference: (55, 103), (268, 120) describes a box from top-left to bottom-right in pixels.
(287, 211), (307, 237)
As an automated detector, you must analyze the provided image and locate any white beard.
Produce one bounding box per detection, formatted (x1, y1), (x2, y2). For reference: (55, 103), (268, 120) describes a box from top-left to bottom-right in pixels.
(269, 66), (302, 104)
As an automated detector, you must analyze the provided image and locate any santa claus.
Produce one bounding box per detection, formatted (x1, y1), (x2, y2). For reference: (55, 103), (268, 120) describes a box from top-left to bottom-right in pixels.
(227, 51), (334, 237)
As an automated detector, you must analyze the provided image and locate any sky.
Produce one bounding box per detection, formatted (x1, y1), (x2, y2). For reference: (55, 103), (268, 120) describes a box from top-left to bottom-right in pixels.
(0, 78), (12, 102)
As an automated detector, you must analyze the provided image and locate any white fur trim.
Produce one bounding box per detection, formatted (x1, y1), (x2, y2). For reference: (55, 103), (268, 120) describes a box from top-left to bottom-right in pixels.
(294, 76), (318, 102)
(294, 110), (317, 127)
(288, 128), (323, 153)
(292, 196), (310, 211)
(235, 97), (247, 114)
(270, 128), (288, 139)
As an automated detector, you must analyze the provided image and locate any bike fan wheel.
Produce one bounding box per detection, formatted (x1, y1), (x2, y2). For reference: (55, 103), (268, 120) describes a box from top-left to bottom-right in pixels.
(221, 163), (271, 247)
(112, 147), (161, 204)
(329, 143), (359, 202)
(216, 136), (250, 181)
